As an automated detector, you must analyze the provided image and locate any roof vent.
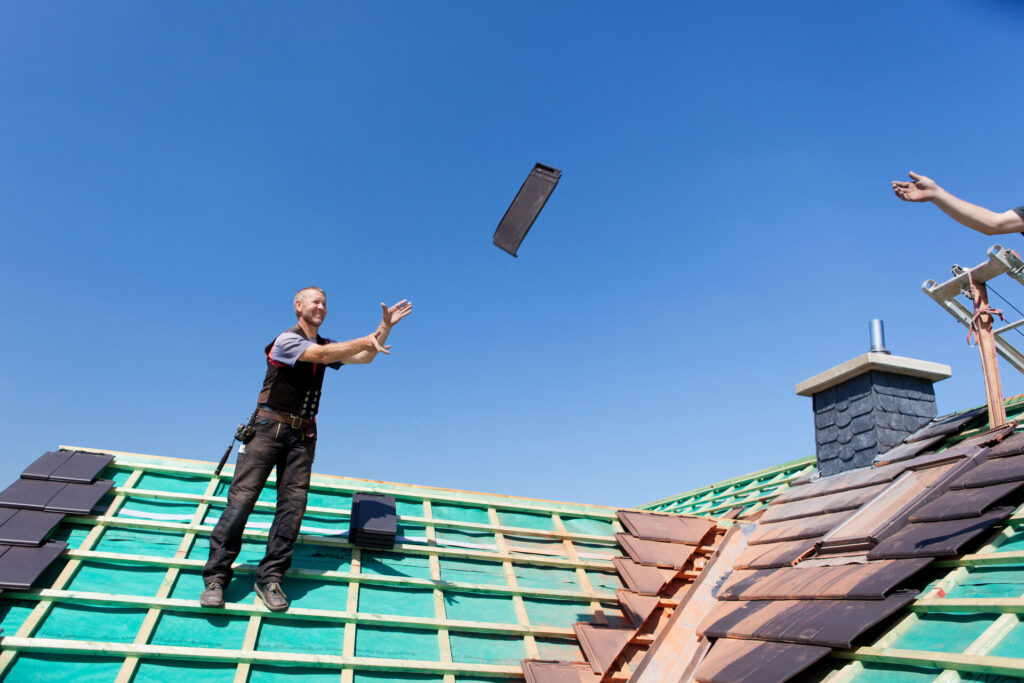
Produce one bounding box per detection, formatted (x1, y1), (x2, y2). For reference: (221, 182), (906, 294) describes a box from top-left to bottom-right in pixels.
(869, 319), (890, 355)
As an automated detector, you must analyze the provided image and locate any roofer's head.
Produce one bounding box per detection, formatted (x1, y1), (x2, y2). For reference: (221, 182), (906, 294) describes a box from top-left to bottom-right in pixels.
(294, 286), (327, 327)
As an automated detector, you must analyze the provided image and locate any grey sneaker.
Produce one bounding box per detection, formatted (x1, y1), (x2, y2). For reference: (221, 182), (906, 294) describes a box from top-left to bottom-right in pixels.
(200, 581), (225, 608)
(255, 581), (289, 612)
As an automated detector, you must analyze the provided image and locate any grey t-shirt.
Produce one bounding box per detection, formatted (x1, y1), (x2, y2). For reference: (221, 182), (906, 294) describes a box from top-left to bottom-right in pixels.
(269, 331), (343, 370)
(1016, 206), (1024, 237)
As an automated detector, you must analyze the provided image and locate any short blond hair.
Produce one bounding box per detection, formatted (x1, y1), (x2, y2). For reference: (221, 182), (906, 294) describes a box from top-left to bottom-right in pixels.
(294, 287), (326, 317)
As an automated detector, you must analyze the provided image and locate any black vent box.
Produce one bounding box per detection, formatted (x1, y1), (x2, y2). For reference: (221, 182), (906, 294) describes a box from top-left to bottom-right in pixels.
(349, 493), (397, 549)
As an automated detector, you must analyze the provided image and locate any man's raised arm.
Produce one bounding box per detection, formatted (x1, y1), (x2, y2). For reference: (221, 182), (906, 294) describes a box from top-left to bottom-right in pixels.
(299, 334), (389, 365)
(892, 171), (1024, 236)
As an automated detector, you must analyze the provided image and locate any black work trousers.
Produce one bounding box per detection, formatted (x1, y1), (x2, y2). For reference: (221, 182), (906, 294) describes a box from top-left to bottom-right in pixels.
(203, 417), (315, 586)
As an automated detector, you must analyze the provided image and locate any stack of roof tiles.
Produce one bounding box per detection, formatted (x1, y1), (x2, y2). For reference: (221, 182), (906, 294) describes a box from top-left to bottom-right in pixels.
(525, 407), (1024, 682)
(522, 510), (724, 681)
(0, 450), (112, 593)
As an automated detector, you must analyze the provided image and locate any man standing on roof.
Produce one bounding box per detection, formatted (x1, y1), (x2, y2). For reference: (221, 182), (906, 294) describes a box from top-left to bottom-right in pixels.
(201, 287), (412, 612)
(892, 172), (1024, 235)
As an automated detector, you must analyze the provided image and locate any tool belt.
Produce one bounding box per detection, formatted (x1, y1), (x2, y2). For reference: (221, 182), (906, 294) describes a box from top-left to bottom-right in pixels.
(257, 407), (316, 432)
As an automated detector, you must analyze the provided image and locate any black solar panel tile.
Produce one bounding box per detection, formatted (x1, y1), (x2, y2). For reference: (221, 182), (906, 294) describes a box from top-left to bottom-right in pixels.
(0, 510), (65, 546)
(868, 506), (1013, 559)
(44, 479), (114, 514)
(699, 589), (917, 649)
(693, 638), (831, 683)
(21, 451), (74, 480)
(48, 452), (114, 484)
(0, 541), (67, 589)
(910, 481), (1024, 522)
(0, 479), (67, 511)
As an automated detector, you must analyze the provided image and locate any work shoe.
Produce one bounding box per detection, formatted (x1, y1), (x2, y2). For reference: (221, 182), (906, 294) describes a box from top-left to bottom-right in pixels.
(200, 581), (225, 608)
(255, 581), (289, 612)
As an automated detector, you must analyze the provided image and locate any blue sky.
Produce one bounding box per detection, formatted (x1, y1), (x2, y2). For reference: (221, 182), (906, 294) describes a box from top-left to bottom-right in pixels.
(3, 2), (1024, 508)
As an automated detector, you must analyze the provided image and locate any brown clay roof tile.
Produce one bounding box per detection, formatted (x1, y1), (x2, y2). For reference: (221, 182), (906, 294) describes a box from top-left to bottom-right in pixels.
(867, 506), (1014, 559)
(733, 538), (819, 570)
(612, 556), (676, 595)
(910, 481), (1024, 522)
(698, 589), (917, 649)
(716, 558), (930, 601)
(615, 533), (697, 569)
(617, 510), (715, 544)
(692, 638), (831, 683)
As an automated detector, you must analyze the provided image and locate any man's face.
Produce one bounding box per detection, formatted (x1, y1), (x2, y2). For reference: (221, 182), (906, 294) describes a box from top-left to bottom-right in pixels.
(295, 290), (327, 327)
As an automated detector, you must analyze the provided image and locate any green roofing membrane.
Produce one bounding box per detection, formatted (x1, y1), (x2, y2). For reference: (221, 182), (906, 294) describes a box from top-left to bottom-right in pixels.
(0, 449), (622, 681)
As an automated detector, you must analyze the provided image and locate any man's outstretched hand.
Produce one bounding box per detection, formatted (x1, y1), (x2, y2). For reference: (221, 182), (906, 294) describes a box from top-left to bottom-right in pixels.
(892, 171), (938, 203)
(380, 299), (413, 329)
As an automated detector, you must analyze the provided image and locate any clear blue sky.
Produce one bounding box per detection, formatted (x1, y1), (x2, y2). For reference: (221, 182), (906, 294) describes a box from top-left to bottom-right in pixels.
(3, 2), (1024, 508)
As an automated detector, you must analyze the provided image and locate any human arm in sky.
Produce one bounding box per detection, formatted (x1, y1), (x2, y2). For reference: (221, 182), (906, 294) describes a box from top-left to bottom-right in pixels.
(307, 300), (413, 366)
(892, 171), (1024, 236)
(297, 334), (390, 365)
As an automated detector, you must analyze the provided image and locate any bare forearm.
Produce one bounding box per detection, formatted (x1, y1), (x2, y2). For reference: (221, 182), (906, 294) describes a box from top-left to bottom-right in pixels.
(302, 336), (377, 364)
(931, 188), (1022, 235)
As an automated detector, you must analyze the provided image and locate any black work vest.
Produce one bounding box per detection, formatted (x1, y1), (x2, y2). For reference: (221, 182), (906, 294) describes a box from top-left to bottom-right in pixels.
(257, 325), (328, 418)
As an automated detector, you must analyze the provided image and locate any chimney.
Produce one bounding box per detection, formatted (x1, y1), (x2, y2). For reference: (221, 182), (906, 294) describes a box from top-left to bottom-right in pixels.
(796, 321), (952, 477)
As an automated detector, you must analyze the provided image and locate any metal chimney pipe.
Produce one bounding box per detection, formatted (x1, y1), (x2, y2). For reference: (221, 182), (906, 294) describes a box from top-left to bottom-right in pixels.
(869, 319), (890, 354)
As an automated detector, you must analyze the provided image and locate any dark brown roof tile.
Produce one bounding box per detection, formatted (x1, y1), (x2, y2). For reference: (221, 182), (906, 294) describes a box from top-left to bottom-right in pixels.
(615, 533), (697, 569)
(748, 509), (856, 546)
(952, 454), (1024, 489)
(910, 481), (1024, 522)
(522, 660), (600, 683)
(0, 540), (67, 589)
(699, 589), (916, 649)
(868, 506), (1014, 559)
(616, 589), (661, 628)
(617, 510), (715, 544)
(905, 406), (988, 443)
(612, 557), (676, 596)
(693, 638), (831, 683)
(758, 483), (888, 524)
(717, 558), (930, 601)
(733, 538), (819, 570)
(573, 623), (633, 675)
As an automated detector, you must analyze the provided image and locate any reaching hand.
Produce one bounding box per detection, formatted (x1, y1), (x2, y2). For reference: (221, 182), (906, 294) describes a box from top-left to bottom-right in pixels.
(892, 171), (938, 203)
(366, 334), (391, 355)
(380, 299), (413, 329)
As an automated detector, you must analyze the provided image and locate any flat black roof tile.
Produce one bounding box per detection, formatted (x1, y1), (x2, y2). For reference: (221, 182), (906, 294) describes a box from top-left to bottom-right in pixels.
(48, 452), (114, 484)
(0, 541), (67, 589)
(0, 510), (65, 546)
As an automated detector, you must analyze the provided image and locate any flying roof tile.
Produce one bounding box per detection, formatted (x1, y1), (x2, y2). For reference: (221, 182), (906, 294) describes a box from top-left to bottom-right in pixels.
(20, 451), (74, 480)
(716, 558), (930, 601)
(699, 589), (917, 649)
(0, 540), (67, 589)
(909, 480), (1024, 522)
(693, 638), (831, 683)
(616, 510), (715, 544)
(904, 406), (988, 443)
(868, 506), (1014, 559)
(47, 452), (113, 483)
(0, 509), (65, 546)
